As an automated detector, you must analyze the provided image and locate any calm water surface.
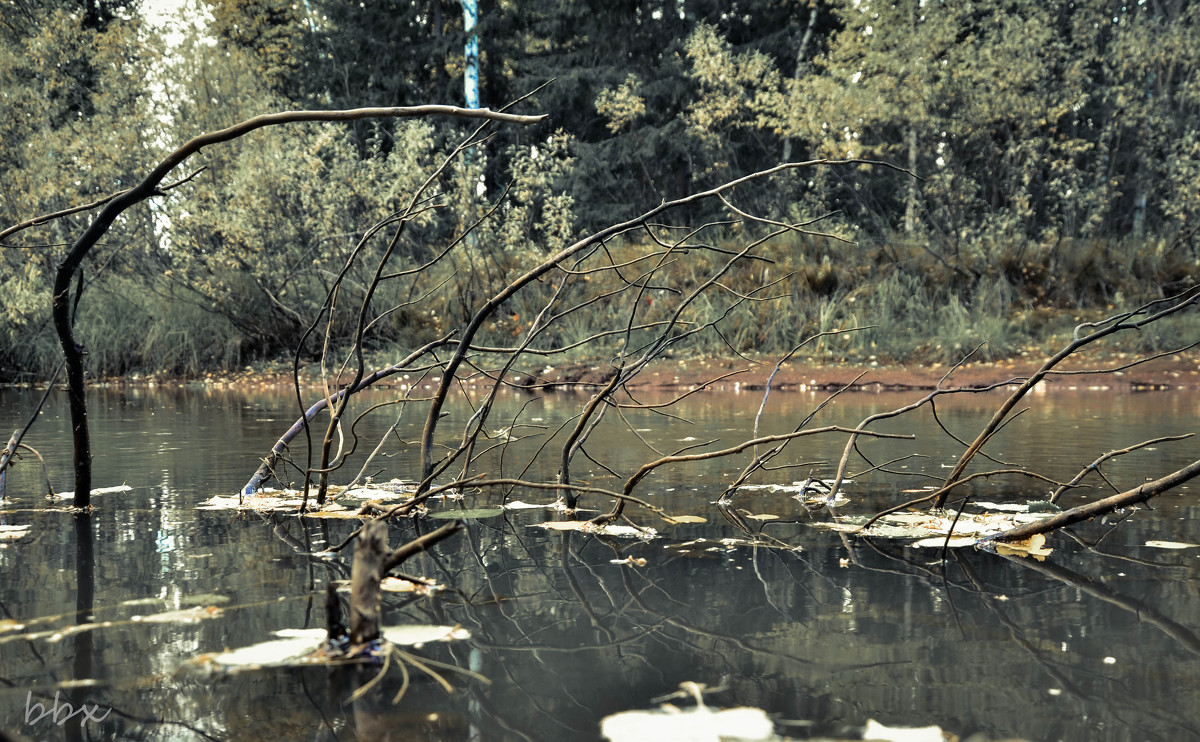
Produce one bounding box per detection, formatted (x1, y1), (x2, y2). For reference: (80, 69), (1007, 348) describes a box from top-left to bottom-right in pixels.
(1, 384), (1199, 741)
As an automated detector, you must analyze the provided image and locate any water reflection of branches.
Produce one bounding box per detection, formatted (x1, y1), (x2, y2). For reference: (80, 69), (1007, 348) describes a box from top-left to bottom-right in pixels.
(996, 552), (1200, 658)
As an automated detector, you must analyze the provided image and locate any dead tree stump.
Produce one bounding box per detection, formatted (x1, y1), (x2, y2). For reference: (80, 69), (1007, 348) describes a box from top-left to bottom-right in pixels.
(349, 519), (388, 647)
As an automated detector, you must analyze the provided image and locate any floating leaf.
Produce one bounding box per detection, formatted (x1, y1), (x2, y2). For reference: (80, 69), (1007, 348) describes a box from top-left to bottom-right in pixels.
(973, 500), (1060, 514)
(336, 487), (400, 500)
(741, 479), (851, 495)
(0, 619), (26, 634)
(1144, 540), (1199, 549)
(53, 484), (132, 499)
(972, 501), (1031, 512)
(504, 500), (555, 509)
(196, 625), (470, 670)
(379, 577), (443, 593)
(199, 493), (363, 517)
(800, 493), (851, 507)
(180, 593), (231, 607)
(120, 597), (166, 608)
(337, 481), (416, 501)
(601, 704), (774, 742)
(202, 481), (416, 515)
(428, 507), (504, 520)
(862, 718), (948, 742)
(994, 533), (1053, 560)
(309, 507), (381, 519)
(133, 606), (223, 623)
(610, 556), (648, 567)
(198, 493), (304, 511)
(667, 537), (796, 554)
(0, 525), (30, 541)
(535, 521), (657, 539)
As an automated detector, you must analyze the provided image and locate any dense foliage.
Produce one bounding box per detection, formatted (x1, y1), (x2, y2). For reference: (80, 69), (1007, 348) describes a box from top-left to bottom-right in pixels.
(1, 0), (1197, 380)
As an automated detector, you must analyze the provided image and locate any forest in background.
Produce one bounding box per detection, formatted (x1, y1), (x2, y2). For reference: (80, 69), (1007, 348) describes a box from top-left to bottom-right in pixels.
(1, 0), (1198, 381)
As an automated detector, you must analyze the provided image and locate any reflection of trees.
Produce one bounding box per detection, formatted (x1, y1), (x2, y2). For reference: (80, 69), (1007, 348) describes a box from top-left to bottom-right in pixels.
(354, 518), (1200, 742)
(840, 537), (1200, 741)
(4, 455), (1200, 739)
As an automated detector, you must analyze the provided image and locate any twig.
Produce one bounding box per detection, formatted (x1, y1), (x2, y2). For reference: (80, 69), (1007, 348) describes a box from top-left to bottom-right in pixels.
(985, 458), (1200, 542)
(1050, 434), (1193, 503)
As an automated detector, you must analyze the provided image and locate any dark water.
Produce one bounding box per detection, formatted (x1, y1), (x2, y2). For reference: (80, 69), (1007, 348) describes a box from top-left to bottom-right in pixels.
(1, 383), (1199, 741)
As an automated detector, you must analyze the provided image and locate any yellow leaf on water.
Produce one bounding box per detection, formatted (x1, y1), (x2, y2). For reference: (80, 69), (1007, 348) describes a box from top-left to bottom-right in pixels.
(995, 533), (1052, 560)
(0, 619), (25, 634)
(380, 577), (443, 593)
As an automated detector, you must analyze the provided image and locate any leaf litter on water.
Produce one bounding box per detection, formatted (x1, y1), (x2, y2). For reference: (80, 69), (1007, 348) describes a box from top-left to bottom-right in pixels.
(739, 479), (852, 507)
(814, 506), (1054, 555)
(534, 521), (658, 539)
(52, 484), (133, 500)
(334, 577), (444, 594)
(600, 704), (775, 742)
(993, 533), (1053, 560)
(193, 625), (470, 671)
(0, 525), (30, 541)
(427, 507), (505, 520)
(199, 479), (419, 516)
(662, 514), (707, 524)
(0, 605), (225, 647)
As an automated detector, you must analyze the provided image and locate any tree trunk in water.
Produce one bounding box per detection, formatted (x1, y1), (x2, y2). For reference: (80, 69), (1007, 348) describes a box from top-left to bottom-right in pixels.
(349, 520), (388, 647)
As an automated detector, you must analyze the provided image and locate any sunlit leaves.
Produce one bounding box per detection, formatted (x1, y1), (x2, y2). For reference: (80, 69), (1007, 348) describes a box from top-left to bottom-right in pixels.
(0, 2), (157, 372)
(595, 74), (647, 135)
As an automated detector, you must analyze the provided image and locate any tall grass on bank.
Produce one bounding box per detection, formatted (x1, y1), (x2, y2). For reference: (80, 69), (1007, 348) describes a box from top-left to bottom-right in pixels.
(2, 227), (1196, 381)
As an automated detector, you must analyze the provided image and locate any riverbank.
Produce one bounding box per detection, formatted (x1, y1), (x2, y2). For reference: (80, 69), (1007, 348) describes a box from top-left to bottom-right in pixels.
(624, 351), (1200, 392)
(35, 348), (1198, 393)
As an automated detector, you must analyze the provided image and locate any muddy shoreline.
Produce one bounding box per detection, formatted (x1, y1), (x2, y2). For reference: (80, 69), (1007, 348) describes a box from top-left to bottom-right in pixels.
(31, 350), (1198, 393)
(622, 352), (1200, 393)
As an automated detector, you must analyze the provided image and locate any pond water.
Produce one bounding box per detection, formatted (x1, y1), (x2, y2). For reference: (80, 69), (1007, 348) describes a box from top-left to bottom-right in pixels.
(1, 383), (1199, 741)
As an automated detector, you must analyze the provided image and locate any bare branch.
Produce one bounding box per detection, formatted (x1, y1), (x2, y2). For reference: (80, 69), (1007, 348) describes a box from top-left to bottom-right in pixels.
(987, 458), (1200, 543)
(1049, 434), (1194, 503)
(938, 287), (1200, 506)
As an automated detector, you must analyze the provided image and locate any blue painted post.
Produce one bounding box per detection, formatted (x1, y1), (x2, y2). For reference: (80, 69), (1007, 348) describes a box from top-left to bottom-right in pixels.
(463, 0), (480, 109)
